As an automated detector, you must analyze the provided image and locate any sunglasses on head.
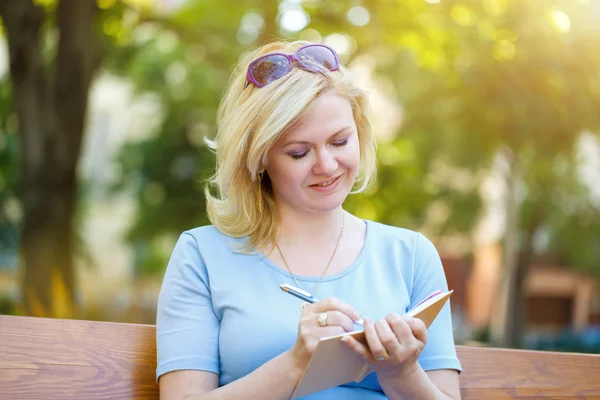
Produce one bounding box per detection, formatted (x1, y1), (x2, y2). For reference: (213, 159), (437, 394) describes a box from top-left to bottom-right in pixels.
(246, 44), (340, 88)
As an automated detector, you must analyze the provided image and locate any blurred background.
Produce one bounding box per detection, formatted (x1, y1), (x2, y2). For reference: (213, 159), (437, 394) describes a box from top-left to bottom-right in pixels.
(1, 0), (599, 354)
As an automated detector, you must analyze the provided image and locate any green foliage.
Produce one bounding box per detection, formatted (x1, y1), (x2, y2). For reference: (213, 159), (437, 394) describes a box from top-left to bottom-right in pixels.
(106, 1), (251, 276)
(352, 0), (600, 273)
(101, 0), (600, 278)
(518, 147), (600, 277)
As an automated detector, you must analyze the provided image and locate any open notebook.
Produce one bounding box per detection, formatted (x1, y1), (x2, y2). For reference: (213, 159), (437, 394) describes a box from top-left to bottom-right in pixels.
(291, 290), (453, 399)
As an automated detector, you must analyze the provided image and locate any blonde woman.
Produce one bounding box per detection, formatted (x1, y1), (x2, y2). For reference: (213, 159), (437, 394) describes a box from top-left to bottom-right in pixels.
(156, 41), (462, 400)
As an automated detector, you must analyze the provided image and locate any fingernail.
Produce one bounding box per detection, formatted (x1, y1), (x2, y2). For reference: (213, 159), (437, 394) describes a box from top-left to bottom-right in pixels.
(353, 312), (362, 321)
(364, 317), (371, 325)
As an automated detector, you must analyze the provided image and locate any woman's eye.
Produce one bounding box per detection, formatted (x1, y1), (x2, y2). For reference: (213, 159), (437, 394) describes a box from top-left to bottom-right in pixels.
(290, 152), (308, 160)
(332, 138), (349, 147)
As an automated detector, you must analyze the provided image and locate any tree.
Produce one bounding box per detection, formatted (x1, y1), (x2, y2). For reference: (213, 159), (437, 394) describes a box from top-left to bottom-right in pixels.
(98, 0), (600, 351)
(0, 0), (110, 317)
(108, 0), (282, 276)
(0, 0), (274, 315)
(348, 0), (600, 347)
(0, 78), (19, 261)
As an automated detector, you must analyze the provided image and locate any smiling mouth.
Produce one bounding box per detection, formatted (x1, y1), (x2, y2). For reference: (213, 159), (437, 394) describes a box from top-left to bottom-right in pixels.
(311, 175), (342, 187)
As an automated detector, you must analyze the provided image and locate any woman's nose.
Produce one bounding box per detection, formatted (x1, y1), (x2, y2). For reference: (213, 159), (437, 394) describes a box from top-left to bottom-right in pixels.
(312, 149), (338, 175)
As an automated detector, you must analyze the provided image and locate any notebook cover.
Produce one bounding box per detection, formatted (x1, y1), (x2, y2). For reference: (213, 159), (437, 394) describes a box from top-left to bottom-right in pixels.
(291, 290), (453, 398)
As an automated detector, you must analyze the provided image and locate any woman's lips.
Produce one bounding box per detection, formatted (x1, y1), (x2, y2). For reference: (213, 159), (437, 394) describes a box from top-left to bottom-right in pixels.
(309, 174), (342, 191)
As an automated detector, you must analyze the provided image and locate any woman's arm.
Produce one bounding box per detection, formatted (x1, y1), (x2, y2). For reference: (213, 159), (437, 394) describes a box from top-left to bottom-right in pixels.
(160, 298), (362, 400)
(378, 366), (460, 400)
(160, 350), (304, 400)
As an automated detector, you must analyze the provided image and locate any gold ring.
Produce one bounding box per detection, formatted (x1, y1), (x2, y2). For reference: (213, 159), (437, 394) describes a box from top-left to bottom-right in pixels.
(317, 312), (328, 327)
(300, 302), (309, 312)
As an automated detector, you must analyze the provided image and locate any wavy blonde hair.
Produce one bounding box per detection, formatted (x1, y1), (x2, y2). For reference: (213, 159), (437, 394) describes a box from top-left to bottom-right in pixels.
(205, 41), (377, 253)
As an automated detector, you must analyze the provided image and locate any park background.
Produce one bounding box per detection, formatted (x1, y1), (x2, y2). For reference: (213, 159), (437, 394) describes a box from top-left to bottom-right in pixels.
(1, 0), (600, 353)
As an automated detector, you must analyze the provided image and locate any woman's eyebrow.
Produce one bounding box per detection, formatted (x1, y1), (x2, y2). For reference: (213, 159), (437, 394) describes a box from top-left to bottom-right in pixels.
(282, 126), (352, 147)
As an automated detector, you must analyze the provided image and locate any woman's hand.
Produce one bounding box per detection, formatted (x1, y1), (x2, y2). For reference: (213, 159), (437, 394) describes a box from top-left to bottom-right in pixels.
(289, 298), (362, 369)
(341, 313), (428, 379)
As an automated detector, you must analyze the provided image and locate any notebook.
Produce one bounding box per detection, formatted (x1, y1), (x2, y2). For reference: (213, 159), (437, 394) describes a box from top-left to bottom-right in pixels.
(291, 290), (453, 399)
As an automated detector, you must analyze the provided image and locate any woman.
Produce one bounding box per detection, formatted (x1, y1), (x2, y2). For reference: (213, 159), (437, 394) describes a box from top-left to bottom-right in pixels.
(156, 41), (462, 399)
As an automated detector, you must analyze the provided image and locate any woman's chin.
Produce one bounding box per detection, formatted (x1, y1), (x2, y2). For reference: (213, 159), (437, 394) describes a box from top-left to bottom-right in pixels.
(309, 195), (349, 213)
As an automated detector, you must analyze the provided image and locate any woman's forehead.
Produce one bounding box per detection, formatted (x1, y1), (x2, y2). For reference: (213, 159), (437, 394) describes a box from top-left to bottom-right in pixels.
(278, 93), (355, 143)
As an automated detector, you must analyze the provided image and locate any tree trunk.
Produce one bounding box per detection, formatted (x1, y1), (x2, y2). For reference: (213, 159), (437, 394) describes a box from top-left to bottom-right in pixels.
(504, 214), (541, 347)
(490, 147), (542, 348)
(490, 148), (519, 347)
(0, 0), (101, 317)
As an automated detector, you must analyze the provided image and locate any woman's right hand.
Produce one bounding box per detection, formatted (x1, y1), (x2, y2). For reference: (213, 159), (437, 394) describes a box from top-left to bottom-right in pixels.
(289, 298), (362, 369)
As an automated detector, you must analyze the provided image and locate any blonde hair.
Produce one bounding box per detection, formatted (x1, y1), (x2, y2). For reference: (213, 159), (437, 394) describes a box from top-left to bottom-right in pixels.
(205, 41), (377, 253)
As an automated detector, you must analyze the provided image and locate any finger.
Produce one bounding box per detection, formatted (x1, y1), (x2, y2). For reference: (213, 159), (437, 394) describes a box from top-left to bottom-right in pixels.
(405, 316), (428, 344)
(298, 317), (345, 339)
(386, 313), (413, 343)
(363, 317), (388, 361)
(296, 325), (345, 353)
(317, 326), (346, 338)
(313, 298), (362, 322)
(374, 318), (401, 357)
(317, 310), (355, 332)
(300, 301), (314, 316)
(313, 298), (362, 323)
(341, 335), (372, 361)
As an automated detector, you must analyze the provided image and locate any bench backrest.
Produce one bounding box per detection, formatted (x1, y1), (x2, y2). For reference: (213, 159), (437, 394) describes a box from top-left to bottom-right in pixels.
(1, 315), (599, 399)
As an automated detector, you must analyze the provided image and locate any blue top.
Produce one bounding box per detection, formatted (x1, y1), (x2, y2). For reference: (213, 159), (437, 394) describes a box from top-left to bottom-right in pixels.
(156, 220), (462, 399)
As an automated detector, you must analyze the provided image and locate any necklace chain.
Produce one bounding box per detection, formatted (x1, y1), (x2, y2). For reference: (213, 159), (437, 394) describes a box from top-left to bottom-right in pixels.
(276, 212), (345, 296)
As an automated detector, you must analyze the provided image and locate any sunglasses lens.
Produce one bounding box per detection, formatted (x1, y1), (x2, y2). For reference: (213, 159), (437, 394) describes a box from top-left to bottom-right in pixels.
(250, 55), (291, 86)
(296, 45), (338, 71)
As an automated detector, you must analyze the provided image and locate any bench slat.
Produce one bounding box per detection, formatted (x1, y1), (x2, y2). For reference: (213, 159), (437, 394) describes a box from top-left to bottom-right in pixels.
(0, 365), (157, 400)
(457, 346), (600, 399)
(0, 315), (158, 400)
(1, 315), (600, 399)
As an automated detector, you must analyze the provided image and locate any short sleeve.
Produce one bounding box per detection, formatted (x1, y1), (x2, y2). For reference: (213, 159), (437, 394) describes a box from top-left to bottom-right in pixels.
(156, 232), (220, 381)
(411, 233), (462, 373)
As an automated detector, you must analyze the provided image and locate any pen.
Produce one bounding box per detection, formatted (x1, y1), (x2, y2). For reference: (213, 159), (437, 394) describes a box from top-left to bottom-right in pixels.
(280, 284), (364, 326)
(280, 283), (318, 303)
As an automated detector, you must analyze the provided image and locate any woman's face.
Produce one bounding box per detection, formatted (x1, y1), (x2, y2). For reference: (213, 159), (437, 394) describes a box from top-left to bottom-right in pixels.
(265, 91), (361, 215)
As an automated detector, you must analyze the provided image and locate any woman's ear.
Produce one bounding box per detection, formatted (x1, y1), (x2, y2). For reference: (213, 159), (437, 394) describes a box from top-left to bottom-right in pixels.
(258, 160), (267, 175)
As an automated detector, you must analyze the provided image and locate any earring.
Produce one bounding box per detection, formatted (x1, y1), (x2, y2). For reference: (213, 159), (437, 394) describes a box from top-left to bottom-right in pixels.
(256, 172), (263, 213)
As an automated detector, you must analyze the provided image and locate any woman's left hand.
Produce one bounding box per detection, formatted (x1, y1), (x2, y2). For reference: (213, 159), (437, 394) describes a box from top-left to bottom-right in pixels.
(341, 313), (427, 379)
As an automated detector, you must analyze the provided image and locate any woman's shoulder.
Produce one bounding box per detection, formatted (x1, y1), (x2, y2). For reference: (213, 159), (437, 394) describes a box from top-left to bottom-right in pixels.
(365, 219), (438, 255)
(180, 224), (240, 242)
(165, 226), (247, 277)
(170, 225), (235, 255)
(183, 224), (225, 240)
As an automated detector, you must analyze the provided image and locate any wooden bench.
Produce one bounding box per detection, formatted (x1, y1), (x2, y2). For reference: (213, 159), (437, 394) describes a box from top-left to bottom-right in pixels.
(1, 314), (600, 399)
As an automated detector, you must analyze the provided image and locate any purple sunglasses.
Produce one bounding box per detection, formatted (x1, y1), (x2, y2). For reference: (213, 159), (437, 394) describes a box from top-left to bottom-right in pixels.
(246, 44), (340, 88)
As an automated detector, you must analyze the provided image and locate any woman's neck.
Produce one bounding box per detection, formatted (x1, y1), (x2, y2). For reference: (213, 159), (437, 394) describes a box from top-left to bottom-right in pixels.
(276, 207), (345, 248)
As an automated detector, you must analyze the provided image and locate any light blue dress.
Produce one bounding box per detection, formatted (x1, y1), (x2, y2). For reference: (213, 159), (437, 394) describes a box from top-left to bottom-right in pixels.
(156, 220), (462, 399)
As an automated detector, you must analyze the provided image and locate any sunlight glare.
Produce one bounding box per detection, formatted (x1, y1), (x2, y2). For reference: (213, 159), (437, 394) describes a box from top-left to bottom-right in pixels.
(347, 6), (370, 26)
(280, 8), (310, 32)
(552, 11), (571, 32)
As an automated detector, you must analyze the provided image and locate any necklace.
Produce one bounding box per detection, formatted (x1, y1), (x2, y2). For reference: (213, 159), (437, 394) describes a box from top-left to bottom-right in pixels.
(275, 211), (345, 296)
